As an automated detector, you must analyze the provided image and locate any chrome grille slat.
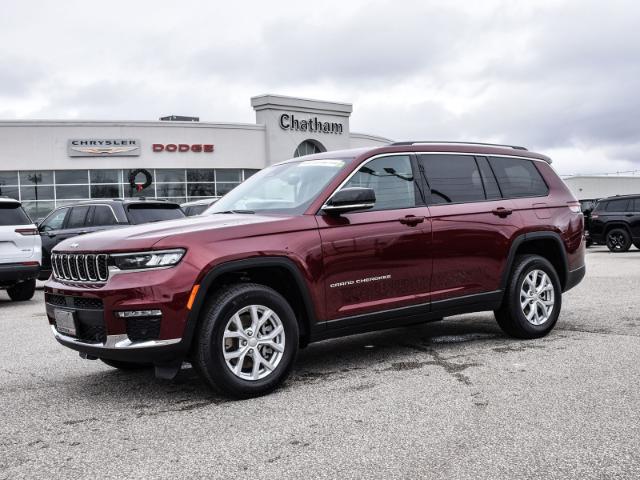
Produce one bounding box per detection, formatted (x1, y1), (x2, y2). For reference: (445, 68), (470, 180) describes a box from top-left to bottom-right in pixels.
(51, 252), (109, 283)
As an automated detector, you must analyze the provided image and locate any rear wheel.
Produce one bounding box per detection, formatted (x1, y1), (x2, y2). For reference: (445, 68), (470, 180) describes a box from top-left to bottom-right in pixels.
(495, 255), (562, 339)
(7, 279), (36, 301)
(194, 283), (299, 398)
(606, 228), (631, 252)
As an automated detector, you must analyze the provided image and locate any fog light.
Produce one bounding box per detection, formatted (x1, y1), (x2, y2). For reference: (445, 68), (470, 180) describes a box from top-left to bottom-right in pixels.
(115, 310), (162, 318)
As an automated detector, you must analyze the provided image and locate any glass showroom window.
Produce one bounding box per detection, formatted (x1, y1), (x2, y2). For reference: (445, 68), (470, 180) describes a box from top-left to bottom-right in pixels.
(0, 167), (261, 219)
(294, 140), (325, 157)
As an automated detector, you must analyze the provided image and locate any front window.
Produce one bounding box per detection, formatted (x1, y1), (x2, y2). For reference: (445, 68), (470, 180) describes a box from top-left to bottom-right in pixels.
(206, 159), (348, 215)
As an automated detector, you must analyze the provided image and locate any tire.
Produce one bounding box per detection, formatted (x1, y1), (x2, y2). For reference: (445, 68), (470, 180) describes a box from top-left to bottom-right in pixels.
(100, 358), (151, 370)
(7, 279), (36, 301)
(194, 283), (299, 398)
(606, 228), (631, 252)
(494, 254), (562, 339)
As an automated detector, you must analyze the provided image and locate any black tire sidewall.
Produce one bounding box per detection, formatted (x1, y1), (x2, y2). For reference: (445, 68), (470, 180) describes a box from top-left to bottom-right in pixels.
(606, 228), (631, 252)
(7, 279), (36, 301)
(197, 284), (299, 398)
(505, 255), (562, 338)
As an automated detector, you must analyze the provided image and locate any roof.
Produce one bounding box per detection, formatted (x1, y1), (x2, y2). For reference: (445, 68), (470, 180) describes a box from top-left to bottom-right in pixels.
(71, 198), (181, 206)
(284, 142), (552, 164)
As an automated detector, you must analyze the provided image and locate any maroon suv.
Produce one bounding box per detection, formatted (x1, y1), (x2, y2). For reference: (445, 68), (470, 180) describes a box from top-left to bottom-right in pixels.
(45, 142), (586, 397)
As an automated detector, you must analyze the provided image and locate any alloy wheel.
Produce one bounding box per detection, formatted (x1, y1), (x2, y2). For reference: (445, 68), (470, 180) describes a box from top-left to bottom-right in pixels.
(222, 305), (285, 381)
(519, 269), (555, 326)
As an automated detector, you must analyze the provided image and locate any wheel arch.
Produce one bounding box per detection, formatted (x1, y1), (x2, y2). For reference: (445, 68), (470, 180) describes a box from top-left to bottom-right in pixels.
(501, 232), (569, 292)
(604, 222), (632, 235)
(183, 257), (317, 353)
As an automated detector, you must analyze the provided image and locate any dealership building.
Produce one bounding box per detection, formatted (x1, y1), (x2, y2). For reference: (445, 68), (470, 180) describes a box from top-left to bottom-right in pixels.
(0, 94), (391, 219)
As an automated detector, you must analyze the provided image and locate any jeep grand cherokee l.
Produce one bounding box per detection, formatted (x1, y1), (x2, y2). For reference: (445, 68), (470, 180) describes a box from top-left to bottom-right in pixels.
(44, 142), (586, 397)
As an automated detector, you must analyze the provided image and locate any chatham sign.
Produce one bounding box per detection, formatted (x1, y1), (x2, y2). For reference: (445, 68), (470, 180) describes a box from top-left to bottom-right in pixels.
(68, 139), (141, 157)
(279, 114), (343, 134)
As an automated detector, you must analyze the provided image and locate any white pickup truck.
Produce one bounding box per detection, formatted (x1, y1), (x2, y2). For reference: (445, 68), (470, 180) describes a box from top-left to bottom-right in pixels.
(0, 198), (41, 301)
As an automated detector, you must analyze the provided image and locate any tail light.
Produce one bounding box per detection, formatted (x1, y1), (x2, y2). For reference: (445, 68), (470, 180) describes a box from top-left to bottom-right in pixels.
(15, 228), (38, 236)
(567, 202), (581, 213)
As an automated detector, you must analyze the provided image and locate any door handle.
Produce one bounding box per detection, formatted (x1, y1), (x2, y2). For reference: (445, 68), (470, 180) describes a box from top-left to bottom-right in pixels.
(492, 207), (513, 218)
(399, 215), (425, 226)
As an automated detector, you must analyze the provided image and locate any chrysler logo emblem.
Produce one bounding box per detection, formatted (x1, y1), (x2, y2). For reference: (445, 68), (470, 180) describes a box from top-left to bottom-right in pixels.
(70, 146), (138, 155)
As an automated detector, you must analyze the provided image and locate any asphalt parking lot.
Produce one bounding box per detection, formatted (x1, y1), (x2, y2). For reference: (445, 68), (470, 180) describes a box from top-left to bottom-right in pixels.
(1, 246), (639, 479)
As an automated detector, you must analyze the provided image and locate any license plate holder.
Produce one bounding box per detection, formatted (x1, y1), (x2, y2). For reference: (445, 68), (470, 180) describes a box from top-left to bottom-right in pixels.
(54, 309), (77, 336)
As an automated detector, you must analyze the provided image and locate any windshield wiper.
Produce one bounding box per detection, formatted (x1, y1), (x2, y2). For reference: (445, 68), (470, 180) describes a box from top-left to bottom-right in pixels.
(213, 210), (255, 214)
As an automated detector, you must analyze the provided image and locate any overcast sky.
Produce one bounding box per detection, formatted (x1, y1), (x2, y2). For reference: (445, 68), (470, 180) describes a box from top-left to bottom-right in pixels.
(1, 0), (639, 175)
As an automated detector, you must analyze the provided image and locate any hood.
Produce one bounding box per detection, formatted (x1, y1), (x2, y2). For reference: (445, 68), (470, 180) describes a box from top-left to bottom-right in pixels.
(53, 213), (294, 253)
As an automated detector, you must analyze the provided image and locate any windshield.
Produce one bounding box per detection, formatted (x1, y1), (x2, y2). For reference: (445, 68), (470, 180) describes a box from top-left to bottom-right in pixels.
(205, 158), (348, 215)
(126, 204), (185, 224)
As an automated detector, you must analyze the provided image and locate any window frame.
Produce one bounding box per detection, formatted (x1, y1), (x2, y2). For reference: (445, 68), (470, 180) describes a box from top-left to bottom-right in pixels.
(487, 156), (549, 200)
(417, 153), (497, 206)
(320, 153), (426, 214)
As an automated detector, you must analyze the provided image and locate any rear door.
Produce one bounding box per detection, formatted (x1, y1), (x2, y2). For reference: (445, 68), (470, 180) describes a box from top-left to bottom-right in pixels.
(0, 202), (38, 262)
(418, 154), (522, 303)
(317, 154), (433, 321)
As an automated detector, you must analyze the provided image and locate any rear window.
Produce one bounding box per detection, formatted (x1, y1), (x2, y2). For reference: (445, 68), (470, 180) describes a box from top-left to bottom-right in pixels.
(488, 157), (549, 198)
(126, 204), (185, 224)
(0, 203), (32, 225)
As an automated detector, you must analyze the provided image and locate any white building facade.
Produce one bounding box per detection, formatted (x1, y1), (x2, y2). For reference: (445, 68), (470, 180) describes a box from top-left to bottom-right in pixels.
(0, 94), (391, 219)
(563, 175), (640, 203)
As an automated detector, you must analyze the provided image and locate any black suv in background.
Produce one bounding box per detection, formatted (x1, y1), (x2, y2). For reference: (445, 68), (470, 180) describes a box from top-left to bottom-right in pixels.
(38, 198), (185, 279)
(589, 194), (640, 252)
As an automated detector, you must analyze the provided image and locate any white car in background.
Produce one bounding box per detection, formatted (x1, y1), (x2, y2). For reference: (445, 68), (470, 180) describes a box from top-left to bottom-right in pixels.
(0, 198), (41, 301)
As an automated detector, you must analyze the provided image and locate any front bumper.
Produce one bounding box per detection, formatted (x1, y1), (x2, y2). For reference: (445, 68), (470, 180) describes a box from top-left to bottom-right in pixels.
(0, 263), (40, 286)
(44, 260), (200, 364)
(51, 326), (184, 363)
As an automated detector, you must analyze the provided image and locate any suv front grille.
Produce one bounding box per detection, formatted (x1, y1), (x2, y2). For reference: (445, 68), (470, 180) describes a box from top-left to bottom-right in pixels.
(52, 253), (109, 283)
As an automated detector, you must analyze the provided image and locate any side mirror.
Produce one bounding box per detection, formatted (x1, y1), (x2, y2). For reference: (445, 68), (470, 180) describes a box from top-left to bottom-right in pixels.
(322, 187), (376, 215)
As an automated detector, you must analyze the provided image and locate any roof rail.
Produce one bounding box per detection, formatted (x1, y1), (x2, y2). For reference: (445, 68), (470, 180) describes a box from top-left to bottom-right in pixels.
(389, 141), (528, 151)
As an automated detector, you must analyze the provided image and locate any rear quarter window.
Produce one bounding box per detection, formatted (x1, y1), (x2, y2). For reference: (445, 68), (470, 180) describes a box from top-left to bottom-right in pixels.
(126, 204), (185, 224)
(0, 203), (32, 225)
(488, 157), (549, 198)
(605, 199), (630, 212)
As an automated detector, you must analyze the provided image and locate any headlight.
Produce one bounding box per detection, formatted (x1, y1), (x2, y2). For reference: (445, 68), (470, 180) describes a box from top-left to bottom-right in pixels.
(111, 249), (185, 270)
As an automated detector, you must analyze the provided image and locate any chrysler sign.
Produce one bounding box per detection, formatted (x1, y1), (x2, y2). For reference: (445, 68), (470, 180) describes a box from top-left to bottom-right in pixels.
(68, 139), (140, 157)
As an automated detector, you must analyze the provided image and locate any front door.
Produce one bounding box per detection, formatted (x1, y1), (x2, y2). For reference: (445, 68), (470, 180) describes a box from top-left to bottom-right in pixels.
(317, 154), (433, 321)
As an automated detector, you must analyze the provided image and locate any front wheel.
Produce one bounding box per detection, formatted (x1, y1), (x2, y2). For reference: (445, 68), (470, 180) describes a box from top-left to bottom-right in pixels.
(606, 228), (631, 252)
(7, 279), (36, 301)
(495, 255), (562, 339)
(194, 283), (299, 398)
